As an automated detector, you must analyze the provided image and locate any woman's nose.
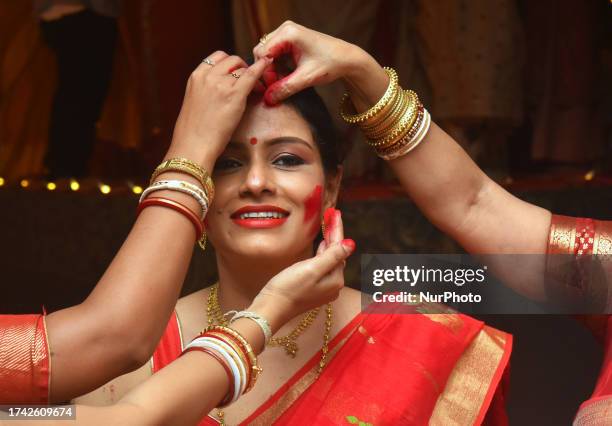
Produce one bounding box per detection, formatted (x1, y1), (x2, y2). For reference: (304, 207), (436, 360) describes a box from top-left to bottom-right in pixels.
(238, 162), (276, 197)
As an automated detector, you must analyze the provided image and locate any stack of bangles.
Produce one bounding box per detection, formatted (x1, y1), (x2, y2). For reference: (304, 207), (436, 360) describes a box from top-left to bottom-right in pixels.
(182, 324), (264, 407)
(340, 67), (431, 161)
(136, 157), (215, 250)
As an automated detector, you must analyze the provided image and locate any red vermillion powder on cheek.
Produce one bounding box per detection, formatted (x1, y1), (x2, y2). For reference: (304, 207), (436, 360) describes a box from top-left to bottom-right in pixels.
(303, 185), (323, 237)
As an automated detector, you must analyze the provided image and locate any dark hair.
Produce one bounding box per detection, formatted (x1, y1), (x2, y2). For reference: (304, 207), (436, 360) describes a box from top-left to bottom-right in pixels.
(283, 88), (347, 176)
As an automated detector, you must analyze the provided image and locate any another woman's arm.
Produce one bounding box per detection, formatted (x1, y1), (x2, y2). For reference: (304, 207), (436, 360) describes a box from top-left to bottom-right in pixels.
(41, 53), (271, 402)
(7, 239), (354, 426)
(253, 23), (552, 300)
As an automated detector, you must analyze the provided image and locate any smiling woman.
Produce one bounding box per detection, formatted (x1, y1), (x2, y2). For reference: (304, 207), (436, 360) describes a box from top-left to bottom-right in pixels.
(72, 82), (511, 425)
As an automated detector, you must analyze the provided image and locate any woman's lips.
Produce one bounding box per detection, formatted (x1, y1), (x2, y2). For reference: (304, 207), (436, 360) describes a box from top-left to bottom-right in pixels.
(232, 216), (288, 228)
(230, 205), (290, 228)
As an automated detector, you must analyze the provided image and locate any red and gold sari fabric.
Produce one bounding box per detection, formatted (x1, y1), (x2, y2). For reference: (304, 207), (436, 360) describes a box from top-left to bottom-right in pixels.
(0, 314), (50, 404)
(548, 215), (612, 426)
(154, 304), (512, 425)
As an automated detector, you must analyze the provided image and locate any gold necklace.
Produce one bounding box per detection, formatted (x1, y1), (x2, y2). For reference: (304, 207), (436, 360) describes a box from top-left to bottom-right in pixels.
(206, 283), (333, 425)
(208, 283), (321, 357)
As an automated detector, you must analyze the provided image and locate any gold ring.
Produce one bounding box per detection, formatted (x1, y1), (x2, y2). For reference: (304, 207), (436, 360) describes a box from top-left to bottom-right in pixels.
(259, 33), (269, 45)
(230, 72), (240, 79)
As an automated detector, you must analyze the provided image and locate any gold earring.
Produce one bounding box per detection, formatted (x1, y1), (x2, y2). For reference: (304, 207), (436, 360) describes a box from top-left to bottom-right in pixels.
(198, 231), (207, 251)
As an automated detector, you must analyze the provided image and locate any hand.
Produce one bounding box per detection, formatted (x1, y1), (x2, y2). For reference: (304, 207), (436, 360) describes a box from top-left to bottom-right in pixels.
(252, 21), (370, 105)
(168, 51), (271, 164)
(250, 210), (354, 332)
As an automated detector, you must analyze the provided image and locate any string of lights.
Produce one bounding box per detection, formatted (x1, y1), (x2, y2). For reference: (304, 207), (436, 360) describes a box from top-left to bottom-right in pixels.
(0, 177), (144, 196)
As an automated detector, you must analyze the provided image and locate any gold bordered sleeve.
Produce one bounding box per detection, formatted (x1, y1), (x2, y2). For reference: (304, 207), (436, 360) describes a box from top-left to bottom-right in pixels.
(0, 314), (50, 403)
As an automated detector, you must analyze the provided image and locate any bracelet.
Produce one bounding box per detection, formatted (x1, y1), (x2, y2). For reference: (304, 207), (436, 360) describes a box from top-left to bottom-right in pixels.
(359, 83), (403, 131)
(137, 196), (204, 244)
(360, 87), (407, 135)
(229, 311), (272, 344)
(366, 90), (420, 147)
(201, 336), (248, 398)
(182, 346), (235, 406)
(140, 180), (209, 220)
(340, 67), (399, 124)
(204, 325), (262, 392)
(378, 108), (431, 161)
(184, 337), (243, 404)
(151, 158), (215, 202)
(206, 331), (252, 387)
(375, 105), (425, 156)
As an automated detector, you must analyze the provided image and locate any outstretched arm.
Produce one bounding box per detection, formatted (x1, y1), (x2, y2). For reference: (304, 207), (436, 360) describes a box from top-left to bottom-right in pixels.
(43, 54), (271, 402)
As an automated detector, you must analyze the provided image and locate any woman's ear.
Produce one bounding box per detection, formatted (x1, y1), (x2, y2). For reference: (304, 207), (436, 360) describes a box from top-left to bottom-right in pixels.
(323, 165), (343, 209)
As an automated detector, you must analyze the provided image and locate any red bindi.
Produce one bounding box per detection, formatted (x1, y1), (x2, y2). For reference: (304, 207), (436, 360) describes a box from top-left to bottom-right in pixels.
(249, 137), (258, 145)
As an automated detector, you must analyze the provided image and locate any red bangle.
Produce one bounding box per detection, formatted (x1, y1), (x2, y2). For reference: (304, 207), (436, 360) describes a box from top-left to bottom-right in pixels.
(137, 196), (203, 240)
(182, 347), (235, 407)
(205, 332), (252, 387)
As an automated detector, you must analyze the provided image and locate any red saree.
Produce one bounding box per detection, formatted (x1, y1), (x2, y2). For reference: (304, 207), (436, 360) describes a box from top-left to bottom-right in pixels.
(547, 215), (612, 425)
(0, 314), (50, 404)
(153, 304), (512, 425)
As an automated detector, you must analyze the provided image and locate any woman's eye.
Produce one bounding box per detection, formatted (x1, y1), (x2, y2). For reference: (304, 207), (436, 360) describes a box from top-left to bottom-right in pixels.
(273, 154), (305, 167)
(214, 158), (242, 170)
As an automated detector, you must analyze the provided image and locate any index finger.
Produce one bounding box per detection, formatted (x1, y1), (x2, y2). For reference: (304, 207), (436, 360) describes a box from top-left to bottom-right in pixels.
(235, 57), (272, 91)
(307, 240), (355, 281)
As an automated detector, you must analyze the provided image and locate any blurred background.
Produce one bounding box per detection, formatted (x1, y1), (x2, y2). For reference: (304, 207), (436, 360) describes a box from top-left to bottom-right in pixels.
(1, 1), (611, 424)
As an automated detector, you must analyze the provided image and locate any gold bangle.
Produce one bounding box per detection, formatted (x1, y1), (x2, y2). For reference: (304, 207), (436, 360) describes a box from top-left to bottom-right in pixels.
(205, 332), (249, 393)
(206, 331), (251, 387)
(363, 89), (410, 140)
(340, 67), (399, 124)
(376, 105), (424, 155)
(151, 158), (215, 202)
(367, 90), (420, 148)
(205, 325), (262, 392)
(378, 108), (431, 160)
(359, 83), (402, 130)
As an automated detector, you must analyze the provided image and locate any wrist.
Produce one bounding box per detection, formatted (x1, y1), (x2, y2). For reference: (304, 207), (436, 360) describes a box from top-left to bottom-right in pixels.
(165, 137), (223, 172)
(342, 46), (389, 111)
(247, 294), (292, 336)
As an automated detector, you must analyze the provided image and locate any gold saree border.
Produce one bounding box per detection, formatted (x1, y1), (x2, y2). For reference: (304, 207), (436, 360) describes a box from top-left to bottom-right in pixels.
(41, 315), (51, 403)
(574, 396), (612, 426)
(429, 326), (512, 426)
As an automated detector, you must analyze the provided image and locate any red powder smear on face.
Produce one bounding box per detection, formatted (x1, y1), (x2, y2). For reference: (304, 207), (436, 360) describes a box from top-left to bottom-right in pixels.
(303, 185), (323, 237)
(249, 137), (258, 145)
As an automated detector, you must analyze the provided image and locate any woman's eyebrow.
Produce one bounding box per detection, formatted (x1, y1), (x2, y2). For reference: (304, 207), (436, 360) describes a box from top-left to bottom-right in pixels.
(227, 137), (314, 151)
(265, 137), (314, 151)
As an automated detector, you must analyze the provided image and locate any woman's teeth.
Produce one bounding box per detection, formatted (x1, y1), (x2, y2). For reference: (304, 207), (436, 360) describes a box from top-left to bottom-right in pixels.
(239, 212), (287, 219)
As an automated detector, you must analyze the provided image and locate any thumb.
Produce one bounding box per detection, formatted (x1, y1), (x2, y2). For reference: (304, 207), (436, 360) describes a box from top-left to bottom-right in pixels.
(263, 66), (311, 105)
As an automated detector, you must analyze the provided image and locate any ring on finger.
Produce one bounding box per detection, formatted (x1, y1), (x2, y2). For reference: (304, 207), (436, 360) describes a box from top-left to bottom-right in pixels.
(229, 72), (240, 79)
(202, 58), (215, 66)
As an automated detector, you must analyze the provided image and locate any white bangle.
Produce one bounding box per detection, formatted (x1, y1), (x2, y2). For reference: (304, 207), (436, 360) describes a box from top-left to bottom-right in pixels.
(229, 311), (272, 344)
(379, 108), (431, 161)
(140, 180), (209, 220)
(186, 337), (243, 403)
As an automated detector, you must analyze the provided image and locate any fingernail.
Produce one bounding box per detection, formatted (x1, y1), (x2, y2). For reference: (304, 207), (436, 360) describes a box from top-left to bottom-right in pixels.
(341, 239), (355, 253)
(265, 56), (274, 64)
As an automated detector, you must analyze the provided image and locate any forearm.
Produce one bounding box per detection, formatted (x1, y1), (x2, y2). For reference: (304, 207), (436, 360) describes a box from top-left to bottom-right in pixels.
(117, 317), (267, 425)
(342, 51), (551, 254)
(46, 148), (219, 402)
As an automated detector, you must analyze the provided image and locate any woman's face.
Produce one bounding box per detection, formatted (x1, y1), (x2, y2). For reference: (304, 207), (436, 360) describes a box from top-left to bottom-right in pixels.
(206, 102), (338, 260)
